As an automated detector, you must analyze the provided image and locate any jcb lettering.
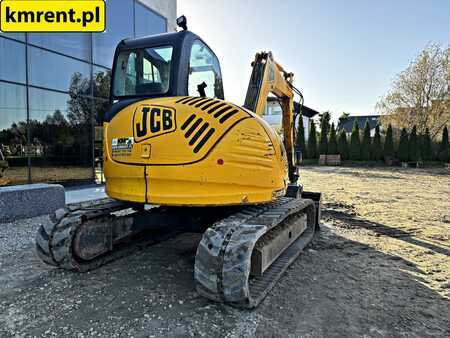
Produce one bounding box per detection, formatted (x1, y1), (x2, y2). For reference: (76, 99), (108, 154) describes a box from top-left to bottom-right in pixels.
(134, 105), (176, 142)
(162, 109), (173, 130)
(136, 107), (149, 138)
(150, 108), (161, 133)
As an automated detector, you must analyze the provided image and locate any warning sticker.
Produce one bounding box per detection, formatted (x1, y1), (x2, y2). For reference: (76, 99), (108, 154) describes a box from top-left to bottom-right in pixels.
(111, 137), (133, 157)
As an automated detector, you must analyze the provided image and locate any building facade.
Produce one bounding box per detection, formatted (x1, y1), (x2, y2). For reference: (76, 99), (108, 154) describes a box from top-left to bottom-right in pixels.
(0, 0), (176, 186)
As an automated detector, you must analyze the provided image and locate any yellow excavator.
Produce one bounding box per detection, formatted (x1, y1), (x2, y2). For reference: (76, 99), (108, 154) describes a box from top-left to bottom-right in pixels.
(36, 17), (321, 308)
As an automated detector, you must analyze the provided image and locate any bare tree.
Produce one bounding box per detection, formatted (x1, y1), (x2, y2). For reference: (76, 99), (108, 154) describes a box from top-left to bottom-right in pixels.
(377, 44), (449, 140)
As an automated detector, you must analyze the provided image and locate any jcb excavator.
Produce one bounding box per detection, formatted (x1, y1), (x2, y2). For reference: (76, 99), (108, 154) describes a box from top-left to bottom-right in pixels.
(36, 17), (321, 308)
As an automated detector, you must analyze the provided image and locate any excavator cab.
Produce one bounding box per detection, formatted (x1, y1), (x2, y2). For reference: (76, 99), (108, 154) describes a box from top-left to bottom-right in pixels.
(108, 30), (224, 116)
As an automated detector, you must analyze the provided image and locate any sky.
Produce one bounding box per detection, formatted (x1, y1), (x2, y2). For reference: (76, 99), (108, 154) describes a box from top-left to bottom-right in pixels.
(178, 0), (450, 120)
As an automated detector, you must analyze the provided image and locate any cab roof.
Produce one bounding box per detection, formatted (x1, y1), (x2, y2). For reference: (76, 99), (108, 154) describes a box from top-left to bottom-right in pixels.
(116, 30), (202, 51)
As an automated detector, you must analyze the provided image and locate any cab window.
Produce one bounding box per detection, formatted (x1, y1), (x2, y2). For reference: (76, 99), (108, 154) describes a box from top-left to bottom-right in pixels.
(112, 46), (173, 97)
(188, 40), (224, 99)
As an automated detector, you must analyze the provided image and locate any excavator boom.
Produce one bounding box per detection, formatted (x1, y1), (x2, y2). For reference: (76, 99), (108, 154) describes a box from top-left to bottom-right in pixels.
(245, 52), (302, 185)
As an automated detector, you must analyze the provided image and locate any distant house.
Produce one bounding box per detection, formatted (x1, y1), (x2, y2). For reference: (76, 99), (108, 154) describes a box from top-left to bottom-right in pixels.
(263, 97), (320, 140)
(339, 115), (381, 137)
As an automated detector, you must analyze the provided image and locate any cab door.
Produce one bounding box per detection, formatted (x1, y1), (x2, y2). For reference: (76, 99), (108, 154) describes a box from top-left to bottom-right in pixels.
(187, 40), (224, 99)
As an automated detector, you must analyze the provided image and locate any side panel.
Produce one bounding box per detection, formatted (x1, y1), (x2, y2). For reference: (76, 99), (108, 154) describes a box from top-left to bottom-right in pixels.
(103, 123), (146, 203)
(144, 118), (287, 205)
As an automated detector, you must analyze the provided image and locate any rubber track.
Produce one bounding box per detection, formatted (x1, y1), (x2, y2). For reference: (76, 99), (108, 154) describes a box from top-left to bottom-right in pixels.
(194, 197), (317, 308)
(35, 198), (176, 272)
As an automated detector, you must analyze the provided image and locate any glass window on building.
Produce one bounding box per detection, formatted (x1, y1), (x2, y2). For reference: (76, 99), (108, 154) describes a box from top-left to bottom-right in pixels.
(135, 1), (167, 37)
(92, 97), (109, 183)
(93, 0), (134, 68)
(0, 32), (25, 42)
(28, 47), (91, 93)
(93, 93), (110, 126)
(0, 0), (171, 187)
(0, 37), (26, 84)
(93, 66), (111, 99)
(0, 82), (28, 186)
(28, 33), (91, 61)
(188, 40), (224, 99)
(28, 88), (93, 183)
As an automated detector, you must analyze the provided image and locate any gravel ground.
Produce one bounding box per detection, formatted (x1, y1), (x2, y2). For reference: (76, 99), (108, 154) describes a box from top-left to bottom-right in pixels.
(0, 166), (449, 337)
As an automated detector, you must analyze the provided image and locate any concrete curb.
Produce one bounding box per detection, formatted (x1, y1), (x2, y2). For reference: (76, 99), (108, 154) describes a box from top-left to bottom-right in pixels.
(0, 184), (65, 223)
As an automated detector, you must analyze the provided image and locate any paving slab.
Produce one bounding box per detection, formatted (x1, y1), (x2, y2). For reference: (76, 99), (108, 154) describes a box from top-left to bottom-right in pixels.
(65, 185), (107, 204)
(0, 184), (65, 223)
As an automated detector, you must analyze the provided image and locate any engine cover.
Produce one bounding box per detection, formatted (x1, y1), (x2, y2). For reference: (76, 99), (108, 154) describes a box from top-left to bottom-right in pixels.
(104, 96), (288, 206)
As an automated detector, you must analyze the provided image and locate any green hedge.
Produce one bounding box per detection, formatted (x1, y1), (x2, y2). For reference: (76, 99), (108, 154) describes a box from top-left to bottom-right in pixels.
(305, 120), (449, 164)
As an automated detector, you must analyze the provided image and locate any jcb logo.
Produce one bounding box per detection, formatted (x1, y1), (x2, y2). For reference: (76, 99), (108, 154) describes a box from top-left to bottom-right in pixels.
(133, 105), (176, 142)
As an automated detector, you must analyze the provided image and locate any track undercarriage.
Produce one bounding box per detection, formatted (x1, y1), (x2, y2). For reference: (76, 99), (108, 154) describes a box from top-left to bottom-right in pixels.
(36, 194), (320, 308)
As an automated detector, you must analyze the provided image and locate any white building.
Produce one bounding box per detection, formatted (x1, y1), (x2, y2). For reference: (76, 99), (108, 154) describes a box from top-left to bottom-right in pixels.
(263, 97), (320, 141)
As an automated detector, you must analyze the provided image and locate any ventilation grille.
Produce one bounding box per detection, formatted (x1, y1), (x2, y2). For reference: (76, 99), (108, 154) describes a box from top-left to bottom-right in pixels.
(181, 113), (216, 153)
(176, 97), (241, 124)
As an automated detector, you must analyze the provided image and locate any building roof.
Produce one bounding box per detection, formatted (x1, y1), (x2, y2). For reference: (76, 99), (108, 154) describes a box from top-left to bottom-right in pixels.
(300, 105), (320, 118)
(340, 115), (380, 133)
(264, 97), (321, 118)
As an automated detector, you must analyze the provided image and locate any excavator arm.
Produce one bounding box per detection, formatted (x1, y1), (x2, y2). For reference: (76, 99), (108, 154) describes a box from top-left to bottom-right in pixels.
(244, 52), (302, 185)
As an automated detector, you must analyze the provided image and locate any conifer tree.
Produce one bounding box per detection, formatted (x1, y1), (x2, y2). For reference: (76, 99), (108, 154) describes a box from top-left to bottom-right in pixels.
(307, 120), (318, 159)
(318, 118), (329, 155)
(408, 126), (419, 162)
(383, 124), (395, 159)
(360, 120), (371, 161)
(328, 123), (338, 154)
(371, 125), (382, 160)
(337, 130), (349, 160)
(296, 115), (307, 159)
(439, 126), (450, 162)
(420, 128), (432, 161)
(398, 128), (409, 162)
(349, 120), (361, 160)
(440, 126), (449, 153)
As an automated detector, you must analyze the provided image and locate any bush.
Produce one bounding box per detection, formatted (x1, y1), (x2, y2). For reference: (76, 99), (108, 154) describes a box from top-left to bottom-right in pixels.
(349, 120), (361, 160)
(307, 120), (318, 159)
(360, 120), (371, 160)
(328, 123), (338, 154)
(384, 124), (395, 159)
(398, 128), (409, 162)
(337, 130), (349, 160)
(371, 125), (382, 160)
